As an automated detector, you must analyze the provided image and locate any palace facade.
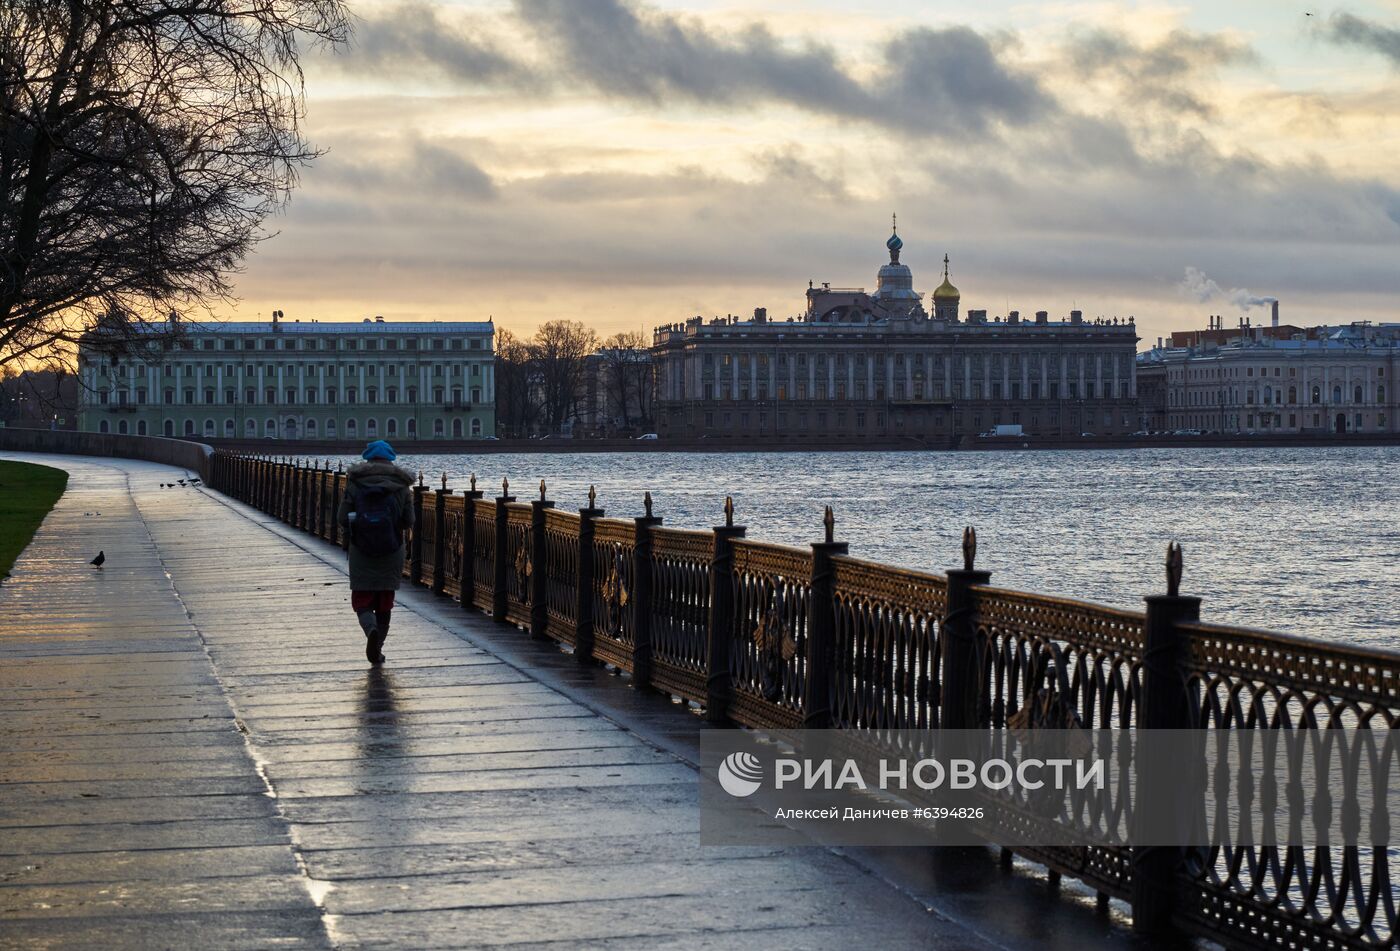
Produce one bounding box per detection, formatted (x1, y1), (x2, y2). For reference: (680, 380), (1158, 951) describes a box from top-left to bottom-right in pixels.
(77, 314), (496, 441)
(651, 228), (1140, 440)
(1137, 317), (1399, 434)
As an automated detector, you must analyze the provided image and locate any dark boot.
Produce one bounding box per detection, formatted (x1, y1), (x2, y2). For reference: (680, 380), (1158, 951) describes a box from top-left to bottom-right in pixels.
(372, 612), (391, 664)
(358, 610), (384, 665)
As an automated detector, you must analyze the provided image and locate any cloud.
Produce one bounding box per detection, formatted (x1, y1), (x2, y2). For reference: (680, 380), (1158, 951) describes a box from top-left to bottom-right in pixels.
(314, 137), (498, 204)
(1177, 266), (1275, 310)
(1326, 12), (1400, 66)
(346, 1), (533, 86)
(508, 0), (1053, 139)
(1067, 27), (1255, 117)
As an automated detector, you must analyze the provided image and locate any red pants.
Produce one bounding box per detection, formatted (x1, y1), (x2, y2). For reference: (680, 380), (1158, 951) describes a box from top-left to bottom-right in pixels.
(351, 591), (395, 613)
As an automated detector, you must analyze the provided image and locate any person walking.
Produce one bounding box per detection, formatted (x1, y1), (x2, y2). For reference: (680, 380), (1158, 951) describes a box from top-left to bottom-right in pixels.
(337, 440), (415, 664)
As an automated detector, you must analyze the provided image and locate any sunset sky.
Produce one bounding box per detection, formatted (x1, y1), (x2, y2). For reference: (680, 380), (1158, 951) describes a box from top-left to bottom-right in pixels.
(227, 0), (1400, 348)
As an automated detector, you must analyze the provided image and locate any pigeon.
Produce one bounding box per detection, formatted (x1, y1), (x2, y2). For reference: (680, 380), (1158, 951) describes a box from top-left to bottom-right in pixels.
(90, 551), (105, 568)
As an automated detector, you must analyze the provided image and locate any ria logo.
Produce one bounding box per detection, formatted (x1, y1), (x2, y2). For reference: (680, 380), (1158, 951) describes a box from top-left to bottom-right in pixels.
(717, 751), (764, 797)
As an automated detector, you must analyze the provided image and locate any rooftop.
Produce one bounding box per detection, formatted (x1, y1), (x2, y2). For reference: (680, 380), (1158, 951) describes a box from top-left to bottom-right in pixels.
(95, 318), (495, 336)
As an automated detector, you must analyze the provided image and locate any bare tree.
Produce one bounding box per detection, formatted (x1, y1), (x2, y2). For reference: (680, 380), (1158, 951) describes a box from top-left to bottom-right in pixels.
(534, 319), (597, 435)
(493, 326), (540, 438)
(600, 330), (653, 431)
(0, 1), (351, 367)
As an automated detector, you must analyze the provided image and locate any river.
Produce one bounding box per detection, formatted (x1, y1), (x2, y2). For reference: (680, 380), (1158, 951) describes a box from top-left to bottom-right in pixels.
(327, 446), (1399, 647)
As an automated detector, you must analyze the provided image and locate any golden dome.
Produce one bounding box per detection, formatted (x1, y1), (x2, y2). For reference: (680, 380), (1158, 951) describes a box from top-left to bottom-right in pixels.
(932, 254), (960, 301)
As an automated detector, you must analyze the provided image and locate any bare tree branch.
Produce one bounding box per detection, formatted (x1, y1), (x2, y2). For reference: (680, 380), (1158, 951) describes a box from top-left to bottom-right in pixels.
(0, 0), (350, 367)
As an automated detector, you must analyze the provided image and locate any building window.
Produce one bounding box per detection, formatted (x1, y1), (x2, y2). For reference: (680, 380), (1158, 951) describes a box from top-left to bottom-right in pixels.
(434, 418), (445, 436)
(387, 418), (397, 436)
(1355, 385), (1364, 404)
(325, 418), (336, 436)
(471, 418), (482, 436)
(346, 418), (357, 435)
(366, 418), (378, 436)
(265, 418), (276, 435)
(265, 388), (275, 404)
(225, 419), (235, 436)
(406, 418), (416, 436)
(1311, 385), (1320, 404)
(245, 418), (255, 435)
(203, 419), (215, 436)
(1333, 385), (1342, 404)
(453, 418), (463, 438)
(99, 420), (110, 433)
(164, 388), (174, 404)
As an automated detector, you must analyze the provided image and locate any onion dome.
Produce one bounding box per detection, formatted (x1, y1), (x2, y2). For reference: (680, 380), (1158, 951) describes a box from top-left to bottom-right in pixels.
(932, 254), (960, 301)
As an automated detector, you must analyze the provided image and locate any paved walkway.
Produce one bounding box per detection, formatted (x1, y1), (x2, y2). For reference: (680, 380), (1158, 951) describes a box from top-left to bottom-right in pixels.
(0, 453), (1024, 950)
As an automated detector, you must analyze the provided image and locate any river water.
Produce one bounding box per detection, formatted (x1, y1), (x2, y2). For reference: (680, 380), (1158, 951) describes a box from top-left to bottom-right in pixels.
(328, 447), (1399, 648)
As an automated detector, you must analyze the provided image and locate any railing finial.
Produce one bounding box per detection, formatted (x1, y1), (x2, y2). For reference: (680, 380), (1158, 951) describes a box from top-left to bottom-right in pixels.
(823, 506), (835, 544)
(441, 472), (447, 491)
(1166, 541), (1183, 597)
(588, 484), (597, 508)
(539, 478), (547, 501)
(502, 476), (509, 496)
(962, 526), (977, 571)
(417, 470), (424, 487)
(337, 461), (343, 473)
(724, 495), (734, 527)
(644, 491), (653, 517)
(470, 472), (477, 492)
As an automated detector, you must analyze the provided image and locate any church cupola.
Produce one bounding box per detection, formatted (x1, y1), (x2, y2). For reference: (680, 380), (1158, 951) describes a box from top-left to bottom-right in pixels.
(932, 254), (960, 322)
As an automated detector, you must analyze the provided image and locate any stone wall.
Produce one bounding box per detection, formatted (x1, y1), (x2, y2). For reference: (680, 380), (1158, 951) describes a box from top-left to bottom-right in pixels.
(0, 427), (212, 478)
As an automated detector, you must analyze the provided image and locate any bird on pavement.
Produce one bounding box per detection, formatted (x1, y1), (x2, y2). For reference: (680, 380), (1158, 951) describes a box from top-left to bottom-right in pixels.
(90, 551), (105, 568)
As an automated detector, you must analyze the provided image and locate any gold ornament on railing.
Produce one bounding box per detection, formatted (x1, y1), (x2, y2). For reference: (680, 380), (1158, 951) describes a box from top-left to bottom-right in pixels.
(1166, 541), (1183, 597)
(539, 479), (546, 501)
(644, 491), (653, 518)
(962, 526), (977, 571)
(823, 506), (835, 544)
(724, 496), (734, 527)
(588, 484), (597, 508)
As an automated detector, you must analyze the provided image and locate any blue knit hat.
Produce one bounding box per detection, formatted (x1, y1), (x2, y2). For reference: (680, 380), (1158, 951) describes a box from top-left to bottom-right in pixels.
(362, 440), (396, 461)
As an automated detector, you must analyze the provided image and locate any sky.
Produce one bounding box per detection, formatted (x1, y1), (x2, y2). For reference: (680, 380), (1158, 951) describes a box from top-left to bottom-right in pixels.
(225, 0), (1400, 349)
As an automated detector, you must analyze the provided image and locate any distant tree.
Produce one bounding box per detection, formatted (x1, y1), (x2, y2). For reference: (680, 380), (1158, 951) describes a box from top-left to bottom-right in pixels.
(0, 1), (351, 367)
(534, 320), (598, 434)
(600, 330), (653, 431)
(493, 327), (540, 438)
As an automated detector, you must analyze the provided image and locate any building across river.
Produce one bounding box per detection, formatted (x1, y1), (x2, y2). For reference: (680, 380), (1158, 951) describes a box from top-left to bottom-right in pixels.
(77, 314), (496, 441)
(1136, 313), (1399, 434)
(651, 225), (1140, 441)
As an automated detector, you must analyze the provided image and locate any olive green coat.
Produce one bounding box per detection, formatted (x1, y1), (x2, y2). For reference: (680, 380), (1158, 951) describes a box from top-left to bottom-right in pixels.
(337, 461), (415, 591)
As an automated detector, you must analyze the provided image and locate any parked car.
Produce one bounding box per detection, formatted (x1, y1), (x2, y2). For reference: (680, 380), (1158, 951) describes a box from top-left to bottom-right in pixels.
(636, 433), (659, 440)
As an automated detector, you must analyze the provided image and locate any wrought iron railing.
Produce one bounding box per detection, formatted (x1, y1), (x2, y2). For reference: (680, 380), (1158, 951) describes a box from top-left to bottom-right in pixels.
(207, 451), (1400, 949)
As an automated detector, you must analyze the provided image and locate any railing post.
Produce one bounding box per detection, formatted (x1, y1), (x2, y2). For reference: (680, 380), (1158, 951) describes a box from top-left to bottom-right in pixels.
(705, 497), (745, 724)
(1132, 542), (1201, 937)
(631, 492), (662, 687)
(281, 459), (294, 524)
(576, 487), (604, 664)
(332, 464), (345, 549)
(317, 462), (330, 539)
(493, 478), (515, 622)
(805, 507), (848, 729)
(298, 460), (310, 530)
(411, 472), (426, 584)
(433, 474), (452, 594)
(530, 480), (554, 639)
(302, 460), (314, 531)
(460, 475), (483, 610)
(941, 527), (991, 731)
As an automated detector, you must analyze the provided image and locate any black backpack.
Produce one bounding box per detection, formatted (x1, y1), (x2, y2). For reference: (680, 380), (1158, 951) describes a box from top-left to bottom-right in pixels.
(351, 485), (402, 556)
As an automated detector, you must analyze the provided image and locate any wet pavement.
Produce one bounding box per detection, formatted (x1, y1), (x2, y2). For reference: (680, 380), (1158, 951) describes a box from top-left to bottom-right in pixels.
(0, 453), (1150, 950)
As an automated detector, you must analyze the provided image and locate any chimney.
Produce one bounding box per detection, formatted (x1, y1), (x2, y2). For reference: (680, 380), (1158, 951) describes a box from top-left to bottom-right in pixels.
(1008, 310), (1020, 324)
(1271, 300), (1279, 328)
(1070, 309), (1082, 324)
